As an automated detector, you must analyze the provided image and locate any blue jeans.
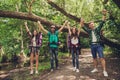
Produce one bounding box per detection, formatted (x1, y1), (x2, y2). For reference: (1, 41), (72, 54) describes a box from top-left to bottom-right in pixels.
(71, 47), (79, 69)
(91, 44), (104, 59)
(49, 47), (58, 69)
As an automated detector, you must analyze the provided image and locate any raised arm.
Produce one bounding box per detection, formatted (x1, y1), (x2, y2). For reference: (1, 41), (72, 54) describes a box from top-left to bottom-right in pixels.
(78, 22), (81, 35)
(102, 9), (107, 21)
(37, 21), (48, 34)
(67, 22), (71, 35)
(97, 9), (107, 31)
(80, 18), (85, 28)
(24, 22), (32, 36)
(58, 20), (68, 32)
(80, 18), (91, 33)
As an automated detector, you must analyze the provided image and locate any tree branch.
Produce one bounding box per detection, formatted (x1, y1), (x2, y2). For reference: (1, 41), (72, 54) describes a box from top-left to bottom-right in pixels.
(0, 10), (120, 49)
(47, 0), (109, 23)
(47, 0), (80, 22)
(102, 36), (120, 49)
(112, 0), (120, 8)
(29, 0), (36, 14)
(0, 10), (57, 27)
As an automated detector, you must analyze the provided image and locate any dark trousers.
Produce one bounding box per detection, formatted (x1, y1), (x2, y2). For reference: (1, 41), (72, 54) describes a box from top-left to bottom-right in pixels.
(71, 47), (79, 69)
(49, 47), (58, 69)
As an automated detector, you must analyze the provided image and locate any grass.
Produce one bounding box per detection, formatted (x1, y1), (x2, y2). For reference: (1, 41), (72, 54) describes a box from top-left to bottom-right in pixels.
(1, 52), (70, 80)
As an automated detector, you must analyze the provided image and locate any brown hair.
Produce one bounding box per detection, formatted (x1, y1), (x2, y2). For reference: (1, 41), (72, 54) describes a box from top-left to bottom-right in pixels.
(71, 27), (78, 39)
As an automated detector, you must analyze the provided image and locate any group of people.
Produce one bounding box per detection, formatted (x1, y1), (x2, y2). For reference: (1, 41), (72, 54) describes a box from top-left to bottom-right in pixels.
(24, 9), (108, 77)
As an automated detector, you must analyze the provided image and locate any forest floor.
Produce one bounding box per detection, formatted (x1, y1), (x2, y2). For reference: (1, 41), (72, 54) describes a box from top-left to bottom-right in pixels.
(0, 49), (120, 80)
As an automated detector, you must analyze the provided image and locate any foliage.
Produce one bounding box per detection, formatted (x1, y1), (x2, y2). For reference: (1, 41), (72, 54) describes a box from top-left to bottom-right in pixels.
(0, 0), (120, 62)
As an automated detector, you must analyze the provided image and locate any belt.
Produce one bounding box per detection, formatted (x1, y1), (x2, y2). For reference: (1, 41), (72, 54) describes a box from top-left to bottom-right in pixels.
(91, 42), (99, 44)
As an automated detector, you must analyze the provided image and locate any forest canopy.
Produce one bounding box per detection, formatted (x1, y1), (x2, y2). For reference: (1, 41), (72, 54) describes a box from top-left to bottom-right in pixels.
(0, 0), (120, 61)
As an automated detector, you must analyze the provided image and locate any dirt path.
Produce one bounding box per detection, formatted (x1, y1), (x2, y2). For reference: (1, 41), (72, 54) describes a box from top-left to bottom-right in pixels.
(1, 49), (120, 80)
(38, 49), (120, 80)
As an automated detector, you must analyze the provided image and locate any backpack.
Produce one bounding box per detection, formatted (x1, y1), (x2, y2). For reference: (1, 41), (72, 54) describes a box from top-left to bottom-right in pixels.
(48, 31), (60, 46)
(67, 34), (71, 48)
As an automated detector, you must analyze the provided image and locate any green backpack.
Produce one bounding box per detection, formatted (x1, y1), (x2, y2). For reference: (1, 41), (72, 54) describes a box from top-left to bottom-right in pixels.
(48, 31), (60, 47)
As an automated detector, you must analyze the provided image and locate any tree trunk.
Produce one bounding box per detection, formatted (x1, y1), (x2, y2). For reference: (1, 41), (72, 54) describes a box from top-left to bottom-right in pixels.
(0, 10), (120, 49)
(112, 0), (120, 8)
(102, 36), (120, 49)
(0, 10), (88, 37)
(0, 10), (58, 27)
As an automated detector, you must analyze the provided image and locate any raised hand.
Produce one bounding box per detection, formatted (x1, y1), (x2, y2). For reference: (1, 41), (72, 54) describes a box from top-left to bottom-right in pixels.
(66, 21), (70, 29)
(24, 21), (27, 26)
(102, 9), (107, 15)
(80, 18), (84, 23)
(37, 21), (41, 25)
(24, 21), (31, 34)
(102, 9), (107, 21)
(64, 20), (68, 26)
(37, 21), (48, 34)
(80, 18), (84, 27)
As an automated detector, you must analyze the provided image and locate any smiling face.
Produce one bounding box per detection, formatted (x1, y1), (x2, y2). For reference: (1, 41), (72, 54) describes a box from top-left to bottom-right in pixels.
(33, 30), (37, 36)
(50, 25), (55, 33)
(89, 21), (95, 30)
(72, 27), (77, 34)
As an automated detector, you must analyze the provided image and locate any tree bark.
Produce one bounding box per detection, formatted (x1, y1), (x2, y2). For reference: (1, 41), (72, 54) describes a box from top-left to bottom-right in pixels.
(47, 0), (104, 23)
(112, 0), (120, 8)
(102, 36), (120, 49)
(47, 0), (120, 49)
(0, 10), (120, 49)
(47, 0), (80, 22)
(0, 10), (58, 27)
(0, 10), (88, 37)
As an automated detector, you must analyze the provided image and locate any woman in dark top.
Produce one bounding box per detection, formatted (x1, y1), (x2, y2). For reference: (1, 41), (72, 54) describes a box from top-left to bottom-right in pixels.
(24, 22), (42, 74)
(67, 22), (81, 72)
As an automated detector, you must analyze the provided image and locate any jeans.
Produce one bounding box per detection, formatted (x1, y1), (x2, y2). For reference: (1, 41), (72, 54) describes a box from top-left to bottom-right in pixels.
(71, 47), (79, 69)
(49, 47), (58, 69)
(91, 44), (104, 59)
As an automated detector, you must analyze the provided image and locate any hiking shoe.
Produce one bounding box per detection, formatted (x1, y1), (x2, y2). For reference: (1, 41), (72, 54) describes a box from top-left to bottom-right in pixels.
(30, 70), (33, 75)
(35, 70), (39, 74)
(73, 67), (76, 71)
(91, 68), (98, 73)
(76, 69), (79, 73)
(103, 71), (108, 77)
(51, 69), (53, 72)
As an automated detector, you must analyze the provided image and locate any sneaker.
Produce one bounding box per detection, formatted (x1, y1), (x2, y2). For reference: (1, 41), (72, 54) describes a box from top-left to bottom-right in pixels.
(30, 70), (33, 75)
(73, 67), (76, 71)
(56, 67), (60, 70)
(35, 70), (39, 74)
(51, 69), (53, 72)
(103, 71), (108, 77)
(76, 69), (79, 73)
(91, 68), (98, 73)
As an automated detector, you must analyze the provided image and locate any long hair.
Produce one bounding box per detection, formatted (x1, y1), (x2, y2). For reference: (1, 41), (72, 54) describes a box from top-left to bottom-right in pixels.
(71, 27), (78, 39)
(31, 30), (38, 39)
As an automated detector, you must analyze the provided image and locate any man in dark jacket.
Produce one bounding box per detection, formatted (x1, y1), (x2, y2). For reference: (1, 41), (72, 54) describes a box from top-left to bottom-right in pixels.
(80, 9), (108, 77)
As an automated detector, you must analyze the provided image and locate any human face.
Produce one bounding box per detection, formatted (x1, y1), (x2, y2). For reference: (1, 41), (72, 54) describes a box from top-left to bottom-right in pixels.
(51, 25), (55, 33)
(33, 30), (37, 36)
(72, 27), (76, 34)
(89, 22), (95, 30)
